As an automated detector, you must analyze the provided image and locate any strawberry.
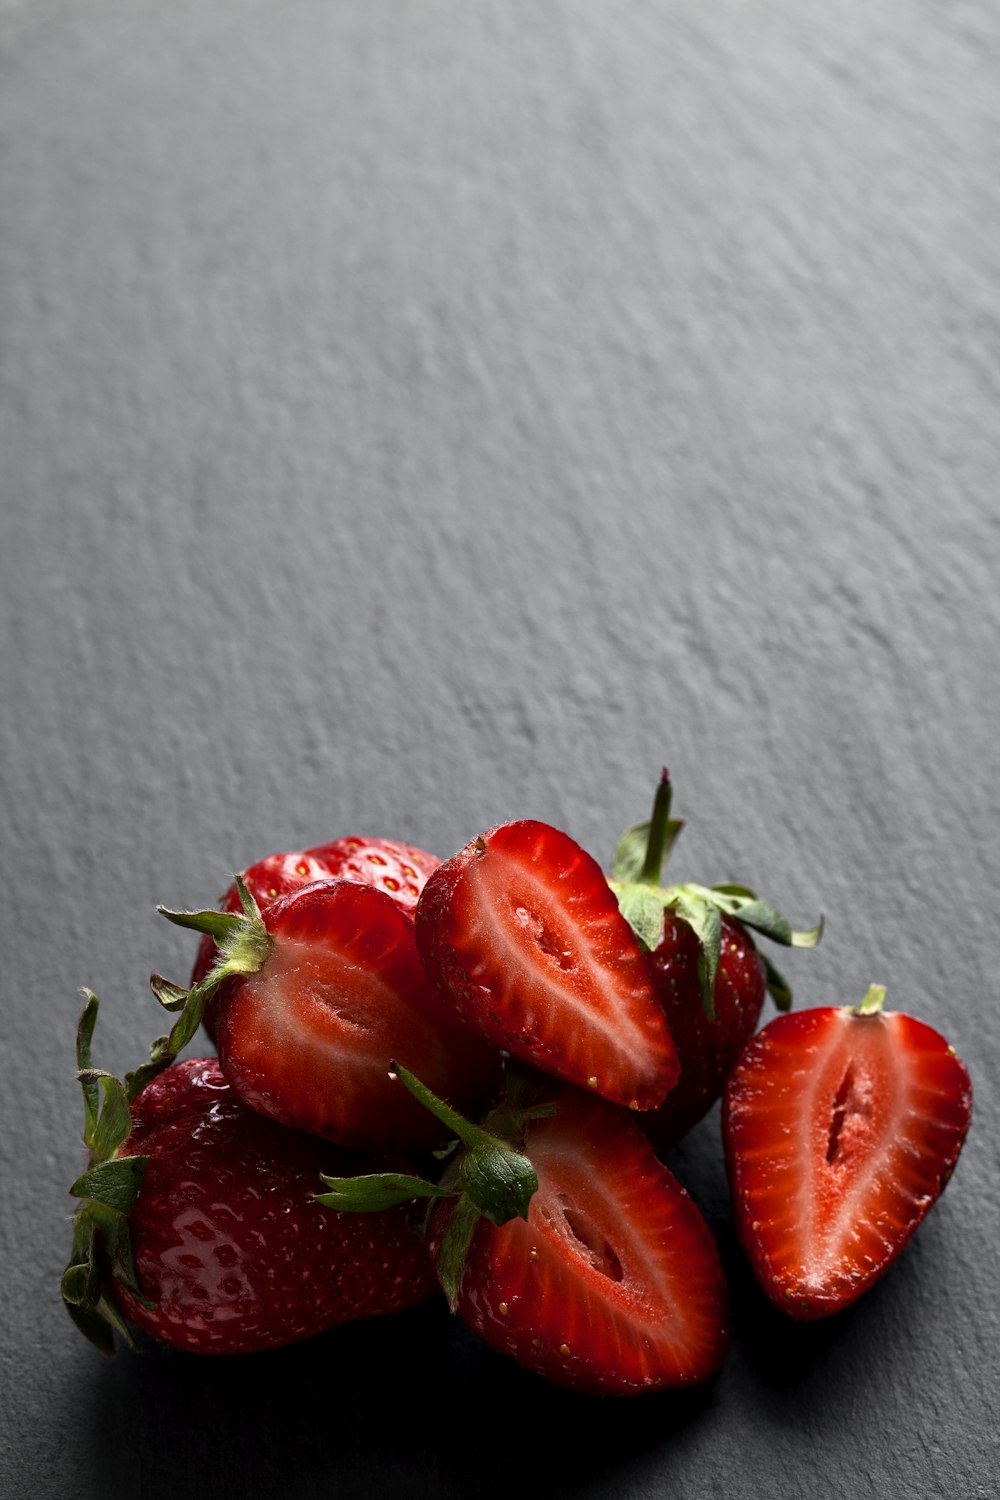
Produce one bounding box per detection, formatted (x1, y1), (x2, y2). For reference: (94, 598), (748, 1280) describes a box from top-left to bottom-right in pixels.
(322, 1064), (729, 1395)
(722, 985), (973, 1319)
(190, 835), (440, 997)
(414, 819), (679, 1111)
(151, 877), (502, 1152)
(609, 770), (822, 1149)
(62, 996), (437, 1356)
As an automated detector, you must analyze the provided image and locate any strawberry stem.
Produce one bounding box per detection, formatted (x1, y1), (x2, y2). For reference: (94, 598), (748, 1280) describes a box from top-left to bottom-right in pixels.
(639, 768), (681, 884)
(390, 1062), (539, 1226)
(855, 983), (888, 1016)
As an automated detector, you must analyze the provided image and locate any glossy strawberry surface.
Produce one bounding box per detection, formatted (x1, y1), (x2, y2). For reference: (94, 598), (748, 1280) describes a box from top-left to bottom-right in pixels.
(641, 912), (767, 1152)
(723, 1002), (972, 1319)
(430, 1087), (729, 1395)
(191, 836), (439, 991)
(112, 1057), (437, 1354)
(415, 820), (679, 1111)
(216, 880), (501, 1151)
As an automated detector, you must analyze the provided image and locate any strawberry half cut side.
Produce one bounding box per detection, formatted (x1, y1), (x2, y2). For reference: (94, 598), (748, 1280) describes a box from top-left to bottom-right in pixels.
(415, 820), (679, 1111)
(189, 836), (441, 1027)
(429, 1084), (730, 1395)
(722, 985), (973, 1319)
(151, 878), (503, 1152)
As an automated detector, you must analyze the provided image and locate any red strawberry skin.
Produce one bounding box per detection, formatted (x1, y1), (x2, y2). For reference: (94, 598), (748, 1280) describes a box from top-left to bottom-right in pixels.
(191, 836), (439, 990)
(415, 821), (679, 1111)
(111, 1057), (437, 1354)
(216, 880), (502, 1152)
(429, 1088), (729, 1395)
(723, 1005), (972, 1319)
(641, 912), (766, 1152)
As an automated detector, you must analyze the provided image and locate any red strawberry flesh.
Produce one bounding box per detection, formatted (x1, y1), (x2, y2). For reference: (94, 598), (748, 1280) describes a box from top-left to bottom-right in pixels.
(434, 1088), (728, 1395)
(723, 1004), (972, 1318)
(216, 880), (501, 1152)
(416, 821), (679, 1110)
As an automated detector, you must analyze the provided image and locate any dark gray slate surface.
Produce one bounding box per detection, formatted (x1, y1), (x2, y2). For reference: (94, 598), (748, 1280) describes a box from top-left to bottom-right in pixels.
(2, 2), (997, 1496)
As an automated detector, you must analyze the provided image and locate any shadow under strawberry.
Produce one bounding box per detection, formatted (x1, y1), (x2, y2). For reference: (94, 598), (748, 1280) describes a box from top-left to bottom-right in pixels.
(76, 1301), (721, 1500)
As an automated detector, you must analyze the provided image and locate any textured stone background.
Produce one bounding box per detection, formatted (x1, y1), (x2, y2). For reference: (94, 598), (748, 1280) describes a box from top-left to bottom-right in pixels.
(2, 2), (997, 1496)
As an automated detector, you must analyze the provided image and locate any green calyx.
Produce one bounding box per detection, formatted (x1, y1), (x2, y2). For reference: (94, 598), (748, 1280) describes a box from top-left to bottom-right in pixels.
(62, 992), (150, 1356)
(315, 1061), (557, 1311)
(609, 769), (823, 1020)
(124, 875), (273, 1100)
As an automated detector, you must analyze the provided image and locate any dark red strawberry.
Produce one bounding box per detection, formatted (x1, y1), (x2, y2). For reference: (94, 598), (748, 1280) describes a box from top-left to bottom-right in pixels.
(643, 910), (767, 1150)
(63, 997), (436, 1356)
(427, 1081), (729, 1395)
(414, 819), (678, 1111)
(152, 878), (502, 1152)
(609, 770), (821, 1149)
(722, 985), (973, 1319)
(190, 836), (440, 994)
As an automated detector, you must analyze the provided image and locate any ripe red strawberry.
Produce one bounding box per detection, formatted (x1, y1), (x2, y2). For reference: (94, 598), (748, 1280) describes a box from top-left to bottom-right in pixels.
(63, 999), (437, 1356)
(414, 819), (678, 1111)
(426, 1083), (729, 1395)
(154, 878), (502, 1152)
(722, 985), (973, 1319)
(190, 835), (440, 994)
(643, 910), (767, 1150)
(609, 770), (821, 1150)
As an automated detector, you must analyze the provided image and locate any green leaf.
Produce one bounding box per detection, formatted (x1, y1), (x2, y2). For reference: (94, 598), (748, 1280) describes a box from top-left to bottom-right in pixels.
(234, 873), (263, 922)
(732, 900), (794, 946)
(90, 1074), (133, 1161)
(70, 1155), (149, 1214)
(459, 1142), (538, 1226)
(61, 1258), (98, 1309)
(611, 822), (651, 883)
(761, 952), (793, 1011)
(711, 882), (757, 900)
(789, 915), (824, 949)
(674, 892), (722, 1019)
(76, 993), (102, 1149)
(156, 905), (245, 942)
(611, 881), (668, 952)
(88, 1203), (149, 1302)
(435, 1194), (481, 1312)
(63, 1297), (117, 1357)
(316, 1172), (455, 1213)
(149, 973), (189, 1012)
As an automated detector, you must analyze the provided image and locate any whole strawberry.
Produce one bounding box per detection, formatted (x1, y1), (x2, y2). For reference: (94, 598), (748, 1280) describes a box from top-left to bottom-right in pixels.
(723, 984), (973, 1319)
(63, 996), (437, 1355)
(609, 770), (821, 1150)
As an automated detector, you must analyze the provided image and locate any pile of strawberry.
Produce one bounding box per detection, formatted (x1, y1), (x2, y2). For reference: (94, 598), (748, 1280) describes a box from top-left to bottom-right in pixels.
(63, 771), (972, 1395)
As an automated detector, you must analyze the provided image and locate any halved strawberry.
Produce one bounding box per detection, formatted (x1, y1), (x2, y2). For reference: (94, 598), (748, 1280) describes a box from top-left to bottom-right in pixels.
(723, 985), (973, 1319)
(149, 879), (502, 1153)
(428, 1084), (729, 1395)
(190, 836), (440, 995)
(415, 820), (678, 1111)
